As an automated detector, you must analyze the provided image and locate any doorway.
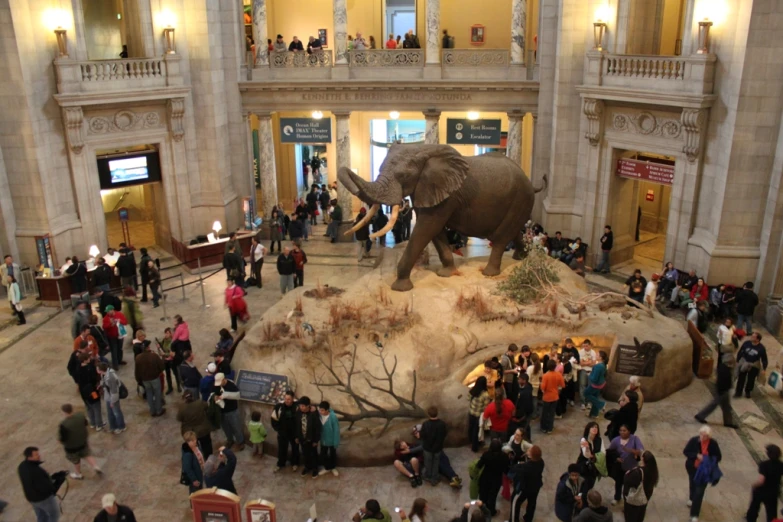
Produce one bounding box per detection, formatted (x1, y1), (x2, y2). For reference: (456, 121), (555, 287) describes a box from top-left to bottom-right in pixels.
(370, 119), (424, 180)
(385, 0), (416, 43)
(609, 150), (674, 272)
(295, 145), (329, 197)
(100, 183), (169, 250)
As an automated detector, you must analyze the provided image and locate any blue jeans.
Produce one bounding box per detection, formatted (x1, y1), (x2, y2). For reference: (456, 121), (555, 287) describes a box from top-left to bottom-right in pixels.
(108, 337), (122, 368)
(279, 274), (295, 294)
(143, 378), (163, 415)
(596, 250), (610, 272)
(578, 370), (590, 404)
(688, 469), (707, 517)
(737, 314), (753, 334)
(97, 284), (111, 292)
(105, 400), (126, 430)
(326, 221), (338, 239)
(583, 386), (605, 417)
(31, 495), (60, 522)
(221, 409), (245, 445)
(423, 451), (441, 484)
(85, 400), (103, 428)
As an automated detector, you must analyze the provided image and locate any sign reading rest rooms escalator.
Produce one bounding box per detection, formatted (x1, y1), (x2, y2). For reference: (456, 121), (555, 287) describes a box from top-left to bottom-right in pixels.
(446, 118), (502, 145)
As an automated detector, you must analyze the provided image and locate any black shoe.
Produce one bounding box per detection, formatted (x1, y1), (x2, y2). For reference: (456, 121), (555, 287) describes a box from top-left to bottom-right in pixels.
(301, 468), (309, 476)
(119, 361), (127, 365)
(694, 415), (707, 424)
(745, 392), (752, 398)
(140, 299), (148, 303)
(331, 239), (336, 243)
(177, 387), (182, 393)
(409, 476), (418, 488)
(415, 474), (423, 486)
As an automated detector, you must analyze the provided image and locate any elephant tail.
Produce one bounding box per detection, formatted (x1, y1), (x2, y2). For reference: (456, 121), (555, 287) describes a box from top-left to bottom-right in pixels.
(533, 173), (549, 194)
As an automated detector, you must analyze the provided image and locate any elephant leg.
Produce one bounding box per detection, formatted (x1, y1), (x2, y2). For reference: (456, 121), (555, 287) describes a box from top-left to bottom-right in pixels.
(483, 243), (507, 276)
(392, 209), (451, 292)
(432, 230), (457, 278)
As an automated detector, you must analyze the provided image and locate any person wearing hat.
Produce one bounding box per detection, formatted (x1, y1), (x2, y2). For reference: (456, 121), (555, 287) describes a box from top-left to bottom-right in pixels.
(214, 373), (245, 451)
(204, 446), (237, 494)
(274, 34), (287, 52)
(354, 207), (372, 261)
(199, 362), (217, 402)
(93, 493), (136, 522)
(645, 273), (659, 311)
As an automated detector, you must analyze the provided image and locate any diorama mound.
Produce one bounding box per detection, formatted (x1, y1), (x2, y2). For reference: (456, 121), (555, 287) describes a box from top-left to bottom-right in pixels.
(234, 251), (692, 466)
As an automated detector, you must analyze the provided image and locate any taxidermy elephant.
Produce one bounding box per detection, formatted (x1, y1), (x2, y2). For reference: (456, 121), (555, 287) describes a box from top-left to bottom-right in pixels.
(338, 144), (547, 292)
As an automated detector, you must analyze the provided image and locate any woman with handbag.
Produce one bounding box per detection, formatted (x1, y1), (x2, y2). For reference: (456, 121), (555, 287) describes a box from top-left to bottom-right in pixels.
(607, 425), (644, 505)
(7, 275), (24, 325)
(577, 421), (603, 491)
(623, 451), (659, 522)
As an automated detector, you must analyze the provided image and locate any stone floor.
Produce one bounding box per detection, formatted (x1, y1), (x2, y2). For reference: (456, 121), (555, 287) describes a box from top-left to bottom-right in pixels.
(0, 225), (781, 521)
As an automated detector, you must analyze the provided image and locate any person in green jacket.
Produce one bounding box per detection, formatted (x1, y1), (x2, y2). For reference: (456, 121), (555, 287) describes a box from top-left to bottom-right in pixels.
(352, 499), (392, 522)
(318, 401), (340, 476)
(248, 411), (267, 458)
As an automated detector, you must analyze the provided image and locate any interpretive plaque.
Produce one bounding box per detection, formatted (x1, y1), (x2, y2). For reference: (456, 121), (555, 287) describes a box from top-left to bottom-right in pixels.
(235, 370), (288, 404)
(614, 342), (658, 377)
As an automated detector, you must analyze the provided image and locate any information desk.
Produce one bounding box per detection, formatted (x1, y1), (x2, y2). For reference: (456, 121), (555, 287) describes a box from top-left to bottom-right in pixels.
(36, 271), (122, 308)
(171, 232), (255, 271)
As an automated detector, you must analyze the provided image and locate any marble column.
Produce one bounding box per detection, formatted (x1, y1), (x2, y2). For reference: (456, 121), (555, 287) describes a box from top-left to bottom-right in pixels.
(253, 0), (269, 66)
(423, 110), (441, 144)
(426, 0), (440, 64)
(511, 0), (526, 65)
(243, 111), (258, 211)
(334, 111), (353, 220)
(506, 111), (525, 166)
(257, 112), (278, 218)
(123, 0), (155, 57)
(334, 0), (348, 65)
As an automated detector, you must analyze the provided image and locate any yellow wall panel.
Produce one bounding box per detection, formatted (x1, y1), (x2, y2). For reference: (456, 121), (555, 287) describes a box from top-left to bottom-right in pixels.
(267, 0), (333, 48)
(440, 0), (512, 49)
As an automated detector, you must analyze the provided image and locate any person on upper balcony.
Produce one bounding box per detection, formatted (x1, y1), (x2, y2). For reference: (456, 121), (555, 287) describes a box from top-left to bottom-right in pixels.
(307, 36), (322, 54)
(273, 34), (287, 52)
(288, 36), (304, 52)
(386, 33), (397, 49)
(353, 32), (368, 50)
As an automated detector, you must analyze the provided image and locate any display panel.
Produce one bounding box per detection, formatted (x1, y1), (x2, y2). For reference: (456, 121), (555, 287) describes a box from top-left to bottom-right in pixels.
(97, 151), (162, 189)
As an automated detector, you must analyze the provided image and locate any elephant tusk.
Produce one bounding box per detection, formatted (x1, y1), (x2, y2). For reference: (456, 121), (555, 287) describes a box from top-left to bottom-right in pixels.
(370, 205), (399, 239)
(343, 203), (380, 236)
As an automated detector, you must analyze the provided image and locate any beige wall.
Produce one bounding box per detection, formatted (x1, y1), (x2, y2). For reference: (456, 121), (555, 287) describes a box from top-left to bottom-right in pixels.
(638, 181), (671, 234)
(82, 0), (124, 60)
(347, 0), (384, 44)
(659, 0), (684, 55)
(267, 0), (333, 47)
(441, 0), (512, 49)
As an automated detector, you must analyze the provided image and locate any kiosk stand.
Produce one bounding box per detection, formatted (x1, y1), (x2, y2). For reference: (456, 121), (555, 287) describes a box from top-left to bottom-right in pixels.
(244, 499), (276, 522)
(190, 488), (241, 522)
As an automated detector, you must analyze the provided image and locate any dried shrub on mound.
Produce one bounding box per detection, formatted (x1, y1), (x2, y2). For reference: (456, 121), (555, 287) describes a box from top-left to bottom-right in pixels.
(262, 321), (291, 342)
(455, 287), (493, 319)
(328, 301), (363, 328)
(303, 281), (345, 299)
(497, 249), (560, 304)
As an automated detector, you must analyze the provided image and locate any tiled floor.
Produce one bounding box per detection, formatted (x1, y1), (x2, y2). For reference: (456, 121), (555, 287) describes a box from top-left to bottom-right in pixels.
(0, 226), (779, 521)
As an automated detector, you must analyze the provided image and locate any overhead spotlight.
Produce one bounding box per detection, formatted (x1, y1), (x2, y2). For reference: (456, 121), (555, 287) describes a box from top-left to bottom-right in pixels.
(311, 110), (323, 119)
(389, 111), (400, 120)
(467, 111), (480, 120)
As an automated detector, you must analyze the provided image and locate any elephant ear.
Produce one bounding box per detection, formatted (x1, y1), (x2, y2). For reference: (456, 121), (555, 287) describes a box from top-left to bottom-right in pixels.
(412, 145), (470, 208)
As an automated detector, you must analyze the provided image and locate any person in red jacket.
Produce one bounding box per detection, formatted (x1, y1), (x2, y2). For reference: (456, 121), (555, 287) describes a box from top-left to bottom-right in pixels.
(224, 279), (248, 333)
(690, 278), (709, 304)
(291, 242), (308, 288)
(102, 305), (128, 369)
(483, 390), (515, 441)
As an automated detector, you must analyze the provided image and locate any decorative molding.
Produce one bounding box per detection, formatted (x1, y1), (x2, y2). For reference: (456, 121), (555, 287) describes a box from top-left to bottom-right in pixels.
(86, 109), (163, 135)
(63, 107), (85, 154)
(270, 50), (333, 68)
(583, 98), (604, 147)
(442, 49), (510, 67)
(347, 50), (424, 67)
(167, 99), (185, 142)
(611, 111), (682, 139)
(681, 108), (707, 162)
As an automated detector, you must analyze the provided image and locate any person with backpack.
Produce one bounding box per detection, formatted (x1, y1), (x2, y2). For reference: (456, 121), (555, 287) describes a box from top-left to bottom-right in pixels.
(18, 446), (63, 522)
(271, 390), (299, 472)
(97, 363), (126, 434)
(213, 373), (245, 451)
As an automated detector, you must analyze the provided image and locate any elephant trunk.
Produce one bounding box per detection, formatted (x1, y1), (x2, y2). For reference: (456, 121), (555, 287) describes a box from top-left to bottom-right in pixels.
(369, 205), (399, 239)
(337, 167), (403, 207)
(343, 203), (379, 236)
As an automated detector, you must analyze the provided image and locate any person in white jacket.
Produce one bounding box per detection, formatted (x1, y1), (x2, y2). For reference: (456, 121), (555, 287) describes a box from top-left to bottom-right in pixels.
(7, 275), (24, 325)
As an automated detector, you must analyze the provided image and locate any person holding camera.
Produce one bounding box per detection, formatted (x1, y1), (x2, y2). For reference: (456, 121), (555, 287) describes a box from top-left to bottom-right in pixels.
(203, 446), (237, 494)
(18, 446), (65, 521)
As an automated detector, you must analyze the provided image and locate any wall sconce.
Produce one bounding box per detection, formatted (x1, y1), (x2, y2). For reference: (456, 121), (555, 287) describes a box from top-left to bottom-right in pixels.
(593, 21), (607, 51)
(311, 110), (323, 119)
(54, 28), (69, 57)
(697, 19), (713, 54)
(389, 111), (400, 120)
(163, 27), (176, 54)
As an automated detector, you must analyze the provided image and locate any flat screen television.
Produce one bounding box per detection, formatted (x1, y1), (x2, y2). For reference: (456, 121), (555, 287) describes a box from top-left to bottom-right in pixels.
(97, 150), (162, 189)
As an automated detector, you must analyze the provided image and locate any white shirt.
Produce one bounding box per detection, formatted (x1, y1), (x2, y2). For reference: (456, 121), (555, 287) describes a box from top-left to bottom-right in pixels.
(103, 252), (120, 267)
(644, 281), (657, 301)
(579, 348), (596, 373)
(251, 243), (265, 260)
(717, 324), (733, 346)
(329, 188), (337, 201)
(526, 364), (542, 390)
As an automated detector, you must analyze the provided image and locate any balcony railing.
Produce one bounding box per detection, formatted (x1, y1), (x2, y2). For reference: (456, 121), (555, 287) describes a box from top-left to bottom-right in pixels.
(583, 51), (716, 96)
(270, 50), (333, 68)
(347, 49), (424, 67)
(55, 54), (183, 95)
(443, 49), (510, 67)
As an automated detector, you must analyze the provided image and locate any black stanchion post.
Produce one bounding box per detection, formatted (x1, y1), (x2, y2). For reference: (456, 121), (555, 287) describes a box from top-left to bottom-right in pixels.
(179, 273), (186, 302)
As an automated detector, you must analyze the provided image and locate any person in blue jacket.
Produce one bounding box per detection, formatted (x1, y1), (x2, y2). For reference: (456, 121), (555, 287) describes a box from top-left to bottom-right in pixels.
(683, 426), (722, 522)
(181, 432), (204, 494)
(200, 362), (217, 402)
(555, 463), (587, 521)
(318, 401), (341, 476)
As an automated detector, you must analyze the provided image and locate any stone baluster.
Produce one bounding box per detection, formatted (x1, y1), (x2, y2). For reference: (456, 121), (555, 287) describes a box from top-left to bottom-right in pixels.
(253, 0), (269, 66)
(334, 0), (348, 65)
(506, 111), (525, 166)
(423, 109), (441, 144)
(425, 0), (440, 65)
(511, 0), (526, 65)
(257, 112), (278, 217)
(334, 111), (353, 220)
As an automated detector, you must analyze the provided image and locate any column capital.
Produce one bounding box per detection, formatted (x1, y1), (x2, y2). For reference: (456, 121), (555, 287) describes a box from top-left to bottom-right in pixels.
(507, 109), (526, 120)
(242, 109), (254, 120)
(423, 109), (441, 119)
(256, 111), (274, 120)
(332, 110), (351, 119)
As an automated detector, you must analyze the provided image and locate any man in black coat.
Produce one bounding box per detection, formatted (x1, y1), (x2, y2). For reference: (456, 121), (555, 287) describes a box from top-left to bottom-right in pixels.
(294, 396), (322, 478)
(138, 248), (152, 302)
(354, 208), (372, 261)
(66, 256), (88, 293)
(93, 493), (136, 522)
(695, 353), (738, 428)
(92, 258), (113, 292)
(512, 373), (535, 443)
(736, 281), (759, 335)
(223, 245), (245, 288)
(595, 225), (613, 273)
(115, 249), (136, 290)
(96, 289), (122, 317)
(18, 446), (61, 521)
(271, 390), (299, 471)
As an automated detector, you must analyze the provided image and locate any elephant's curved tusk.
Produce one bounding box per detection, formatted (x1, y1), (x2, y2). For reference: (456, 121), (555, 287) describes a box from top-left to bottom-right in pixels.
(369, 205), (399, 239)
(343, 203), (380, 236)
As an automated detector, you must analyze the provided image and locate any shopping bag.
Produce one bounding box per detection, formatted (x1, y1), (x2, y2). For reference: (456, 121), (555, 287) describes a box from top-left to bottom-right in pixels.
(767, 371), (782, 391)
